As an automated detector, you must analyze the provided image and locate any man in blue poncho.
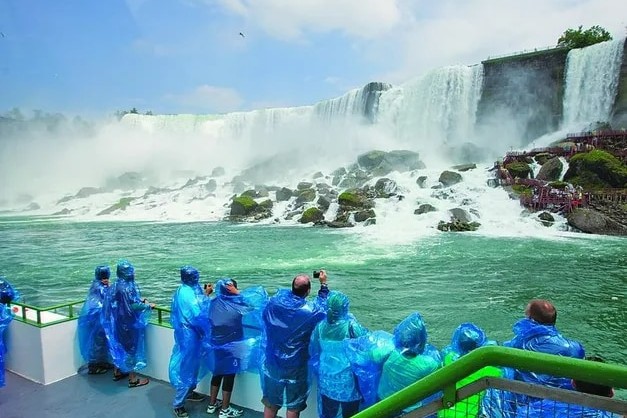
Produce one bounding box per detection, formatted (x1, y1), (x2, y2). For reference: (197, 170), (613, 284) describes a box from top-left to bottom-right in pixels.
(505, 299), (585, 389)
(78, 265), (113, 375)
(103, 259), (154, 388)
(169, 266), (211, 418)
(262, 270), (330, 418)
(206, 278), (268, 418)
(378, 312), (442, 412)
(0, 277), (19, 388)
(310, 290), (368, 418)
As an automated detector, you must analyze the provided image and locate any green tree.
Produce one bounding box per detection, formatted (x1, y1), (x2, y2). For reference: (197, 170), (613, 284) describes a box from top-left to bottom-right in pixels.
(557, 25), (612, 49)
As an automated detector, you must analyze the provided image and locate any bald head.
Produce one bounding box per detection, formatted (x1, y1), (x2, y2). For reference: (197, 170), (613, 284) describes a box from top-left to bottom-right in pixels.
(292, 274), (311, 298)
(525, 299), (557, 325)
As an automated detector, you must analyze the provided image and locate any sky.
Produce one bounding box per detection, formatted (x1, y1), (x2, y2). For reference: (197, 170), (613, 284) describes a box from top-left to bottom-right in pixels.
(0, 0), (626, 117)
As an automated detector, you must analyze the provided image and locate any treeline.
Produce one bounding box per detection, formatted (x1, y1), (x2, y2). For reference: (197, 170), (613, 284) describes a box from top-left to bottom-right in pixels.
(115, 108), (154, 120)
(0, 107), (94, 137)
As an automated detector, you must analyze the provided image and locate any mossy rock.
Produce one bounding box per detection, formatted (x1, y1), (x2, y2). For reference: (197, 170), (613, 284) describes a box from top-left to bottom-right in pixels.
(534, 153), (552, 165)
(230, 195), (258, 216)
(295, 188), (316, 205)
(338, 189), (373, 209)
(548, 181), (568, 190)
(505, 162), (532, 179)
(259, 199), (273, 209)
(300, 207), (324, 224)
(564, 150), (627, 189)
(97, 197), (135, 216)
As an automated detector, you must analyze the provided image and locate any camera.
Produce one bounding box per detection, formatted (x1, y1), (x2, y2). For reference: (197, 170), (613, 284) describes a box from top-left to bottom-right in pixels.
(313, 270), (321, 279)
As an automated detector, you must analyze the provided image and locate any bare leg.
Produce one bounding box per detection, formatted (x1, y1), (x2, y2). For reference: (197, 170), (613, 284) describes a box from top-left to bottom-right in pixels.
(129, 371), (136, 382)
(209, 384), (220, 405)
(264, 405), (279, 418)
(286, 409), (301, 418)
(222, 390), (233, 409)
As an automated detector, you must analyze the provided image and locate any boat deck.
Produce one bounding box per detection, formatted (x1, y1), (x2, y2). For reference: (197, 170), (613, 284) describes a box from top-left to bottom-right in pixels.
(1, 370), (264, 418)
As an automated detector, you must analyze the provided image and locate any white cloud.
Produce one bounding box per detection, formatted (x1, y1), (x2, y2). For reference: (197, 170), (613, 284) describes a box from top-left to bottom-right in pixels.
(216, 0), (403, 40)
(164, 84), (244, 113)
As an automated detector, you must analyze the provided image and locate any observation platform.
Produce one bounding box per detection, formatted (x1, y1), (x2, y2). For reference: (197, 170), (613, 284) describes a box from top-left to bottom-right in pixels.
(1, 371), (264, 418)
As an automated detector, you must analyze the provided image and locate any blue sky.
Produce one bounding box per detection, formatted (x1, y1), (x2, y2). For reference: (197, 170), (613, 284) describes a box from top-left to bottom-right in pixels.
(0, 0), (626, 116)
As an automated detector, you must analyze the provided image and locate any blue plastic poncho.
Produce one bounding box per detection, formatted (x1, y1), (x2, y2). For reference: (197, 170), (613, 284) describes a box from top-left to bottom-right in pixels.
(204, 279), (268, 375)
(169, 266), (210, 408)
(0, 277), (19, 388)
(345, 330), (395, 408)
(78, 266), (112, 367)
(438, 323), (502, 418)
(261, 285), (328, 409)
(310, 291), (368, 416)
(505, 318), (585, 388)
(378, 312), (442, 408)
(516, 399), (620, 418)
(103, 260), (152, 373)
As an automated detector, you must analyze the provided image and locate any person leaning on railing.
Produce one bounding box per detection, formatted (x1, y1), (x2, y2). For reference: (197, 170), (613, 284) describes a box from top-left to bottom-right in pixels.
(0, 277), (20, 389)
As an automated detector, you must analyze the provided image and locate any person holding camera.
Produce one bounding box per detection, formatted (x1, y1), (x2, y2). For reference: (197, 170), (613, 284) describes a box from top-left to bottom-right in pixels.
(261, 270), (329, 418)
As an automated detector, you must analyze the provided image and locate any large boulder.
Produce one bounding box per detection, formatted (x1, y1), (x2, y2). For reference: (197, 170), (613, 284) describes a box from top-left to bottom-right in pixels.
(358, 150), (386, 170)
(563, 150), (627, 189)
(416, 176), (428, 188)
(275, 187), (293, 202)
(354, 209), (376, 223)
(300, 207), (324, 224)
(373, 178), (398, 198)
(414, 204), (437, 215)
(295, 188), (316, 205)
(567, 208), (627, 236)
(230, 196), (258, 216)
(357, 150), (425, 176)
(505, 162), (532, 179)
(538, 211), (555, 227)
(449, 208), (472, 223)
(439, 171), (463, 187)
(211, 166), (225, 177)
(451, 163), (476, 172)
(536, 157), (563, 182)
(337, 189), (374, 209)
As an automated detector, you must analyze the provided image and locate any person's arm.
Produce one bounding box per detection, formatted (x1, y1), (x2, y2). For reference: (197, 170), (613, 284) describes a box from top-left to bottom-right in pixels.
(317, 269), (329, 298)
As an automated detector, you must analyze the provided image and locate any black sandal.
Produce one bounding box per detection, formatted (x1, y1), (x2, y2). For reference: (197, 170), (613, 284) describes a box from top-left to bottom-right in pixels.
(128, 378), (149, 388)
(88, 366), (108, 375)
(112, 372), (129, 381)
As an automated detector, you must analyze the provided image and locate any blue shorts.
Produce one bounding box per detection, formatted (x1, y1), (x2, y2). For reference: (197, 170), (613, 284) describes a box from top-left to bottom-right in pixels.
(261, 371), (309, 412)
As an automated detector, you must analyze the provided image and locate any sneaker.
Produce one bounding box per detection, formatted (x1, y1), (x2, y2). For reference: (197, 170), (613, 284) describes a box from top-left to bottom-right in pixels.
(186, 391), (206, 402)
(206, 400), (223, 414)
(219, 406), (243, 418)
(173, 406), (189, 418)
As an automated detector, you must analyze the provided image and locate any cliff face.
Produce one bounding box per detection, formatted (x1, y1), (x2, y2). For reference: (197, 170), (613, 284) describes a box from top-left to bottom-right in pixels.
(611, 39), (627, 128)
(475, 48), (570, 144)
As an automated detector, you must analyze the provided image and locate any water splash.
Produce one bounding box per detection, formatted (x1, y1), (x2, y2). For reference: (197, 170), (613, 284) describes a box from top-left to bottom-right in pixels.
(562, 38), (625, 129)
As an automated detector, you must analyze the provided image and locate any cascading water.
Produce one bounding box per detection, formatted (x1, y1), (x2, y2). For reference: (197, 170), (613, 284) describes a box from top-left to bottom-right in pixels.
(562, 38), (625, 129)
(377, 65), (484, 147)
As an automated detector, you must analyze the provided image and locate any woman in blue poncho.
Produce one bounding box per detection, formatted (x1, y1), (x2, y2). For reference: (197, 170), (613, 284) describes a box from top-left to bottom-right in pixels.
(378, 312), (442, 411)
(205, 278), (268, 418)
(310, 291), (368, 418)
(103, 259), (154, 388)
(78, 265), (113, 375)
(169, 266), (211, 418)
(0, 277), (19, 388)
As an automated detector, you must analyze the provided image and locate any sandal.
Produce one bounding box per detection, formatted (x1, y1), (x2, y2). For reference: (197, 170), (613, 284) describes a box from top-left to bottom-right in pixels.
(88, 366), (108, 375)
(112, 372), (129, 381)
(128, 378), (149, 388)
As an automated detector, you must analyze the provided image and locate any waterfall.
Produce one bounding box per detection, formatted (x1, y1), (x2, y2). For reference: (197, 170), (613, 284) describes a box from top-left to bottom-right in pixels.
(378, 64), (484, 146)
(562, 38), (625, 129)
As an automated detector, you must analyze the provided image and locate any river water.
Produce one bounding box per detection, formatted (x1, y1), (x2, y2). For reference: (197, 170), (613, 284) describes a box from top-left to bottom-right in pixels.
(1, 217), (625, 366)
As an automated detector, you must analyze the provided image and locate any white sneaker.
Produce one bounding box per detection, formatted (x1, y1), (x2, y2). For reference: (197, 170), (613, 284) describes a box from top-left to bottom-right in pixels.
(206, 400), (222, 414)
(219, 406), (243, 418)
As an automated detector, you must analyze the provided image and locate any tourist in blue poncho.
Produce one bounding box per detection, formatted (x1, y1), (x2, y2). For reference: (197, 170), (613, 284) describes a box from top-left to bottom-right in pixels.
(262, 271), (330, 418)
(103, 259), (153, 388)
(505, 299), (584, 389)
(438, 323), (501, 418)
(205, 278), (268, 418)
(169, 266), (211, 418)
(78, 265), (113, 375)
(310, 291), (368, 418)
(378, 312), (442, 412)
(0, 277), (20, 388)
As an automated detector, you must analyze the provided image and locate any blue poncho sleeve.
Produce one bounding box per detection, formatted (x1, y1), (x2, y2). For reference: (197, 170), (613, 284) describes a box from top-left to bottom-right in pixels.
(0, 303), (15, 388)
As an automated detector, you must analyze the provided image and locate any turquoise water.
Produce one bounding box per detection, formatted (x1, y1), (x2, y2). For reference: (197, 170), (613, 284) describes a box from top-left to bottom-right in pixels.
(1, 217), (626, 366)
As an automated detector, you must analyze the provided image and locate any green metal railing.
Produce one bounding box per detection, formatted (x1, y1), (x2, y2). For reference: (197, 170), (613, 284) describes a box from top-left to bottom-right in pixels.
(9, 300), (85, 327)
(354, 346), (627, 418)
